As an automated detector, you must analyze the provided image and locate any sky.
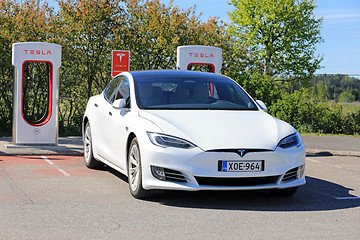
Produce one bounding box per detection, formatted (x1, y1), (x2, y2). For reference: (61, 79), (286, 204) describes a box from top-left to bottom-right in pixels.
(164, 0), (360, 77)
(46, 0), (360, 77)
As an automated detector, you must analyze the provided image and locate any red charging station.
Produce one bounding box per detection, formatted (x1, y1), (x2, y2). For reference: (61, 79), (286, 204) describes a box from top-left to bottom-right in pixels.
(12, 42), (62, 145)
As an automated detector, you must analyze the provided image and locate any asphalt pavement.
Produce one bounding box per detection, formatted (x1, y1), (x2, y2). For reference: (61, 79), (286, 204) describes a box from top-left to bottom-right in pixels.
(0, 134), (359, 157)
(1, 136), (359, 239)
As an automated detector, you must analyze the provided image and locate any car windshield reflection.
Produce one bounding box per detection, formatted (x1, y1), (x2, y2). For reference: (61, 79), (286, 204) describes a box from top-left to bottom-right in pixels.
(134, 77), (258, 110)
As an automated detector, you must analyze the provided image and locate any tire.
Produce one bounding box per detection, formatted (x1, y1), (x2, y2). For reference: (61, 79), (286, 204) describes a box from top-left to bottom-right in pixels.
(127, 138), (151, 199)
(83, 122), (103, 169)
(268, 187), (298, 197)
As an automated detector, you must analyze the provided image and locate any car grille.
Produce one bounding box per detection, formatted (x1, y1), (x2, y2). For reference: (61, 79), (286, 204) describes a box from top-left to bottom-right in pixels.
(282, 167), (298, 181)
(164, 168), (187, 183)
(194, 176), (279, 186)
(206, 149), (273, 157)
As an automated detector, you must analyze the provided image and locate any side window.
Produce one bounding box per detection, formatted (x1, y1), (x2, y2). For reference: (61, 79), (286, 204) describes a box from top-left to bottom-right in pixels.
(104, 76), (130, 104)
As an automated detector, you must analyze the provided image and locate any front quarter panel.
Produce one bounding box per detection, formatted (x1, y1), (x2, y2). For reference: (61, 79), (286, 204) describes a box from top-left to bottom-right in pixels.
(83, 94), (104, 158)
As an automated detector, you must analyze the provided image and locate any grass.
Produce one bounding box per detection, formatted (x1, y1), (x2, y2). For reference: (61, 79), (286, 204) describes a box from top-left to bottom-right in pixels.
(340, 101), (360, 113)
(300, 132), (360, 137)
(326, 101), (360, 114)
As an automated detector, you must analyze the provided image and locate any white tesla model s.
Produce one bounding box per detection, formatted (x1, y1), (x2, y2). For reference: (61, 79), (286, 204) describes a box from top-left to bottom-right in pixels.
(83, 70), (305, 199)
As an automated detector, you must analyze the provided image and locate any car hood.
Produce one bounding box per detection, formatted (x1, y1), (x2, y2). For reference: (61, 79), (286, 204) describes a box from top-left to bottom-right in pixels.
(139, 110), (295, 151)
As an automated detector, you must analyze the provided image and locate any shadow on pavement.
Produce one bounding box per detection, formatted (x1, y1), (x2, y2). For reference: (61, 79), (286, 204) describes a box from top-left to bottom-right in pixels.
(139, 176), (360, 211)
(97, 163), (360, 212)
(306, 152), (333, 157)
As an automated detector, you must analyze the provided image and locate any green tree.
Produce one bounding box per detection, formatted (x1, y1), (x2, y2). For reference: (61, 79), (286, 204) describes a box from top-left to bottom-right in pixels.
(57, 0), (123, 98)
(236, 72), (283, 106)
(0, 0), (55, 135)
(118, 0), (236, 72)
(55, 0), (124, 134)
(338, 91), (355, 103)
(228, 0), (323, 84)
(350, 89), (359, 101)
(269, 89), (345, 134)
(313, 81), (328, 101)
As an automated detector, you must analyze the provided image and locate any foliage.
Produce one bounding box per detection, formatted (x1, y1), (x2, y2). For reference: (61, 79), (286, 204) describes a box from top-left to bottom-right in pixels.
(269, 89), (360, 135)
(338, 91), (355, 103)
(336, 102), (360, 114)
(312, 81), (329, 101)
(120, 0), (201, 70)
(0, 0), (55, 135)
(234, 72), (283, 106)
(311, 74), (360, 102)
(55, 0), (123, 133)
(118, 0), (244, 76)
(0, 0), (241, 136)
(228, 0), (323, 85)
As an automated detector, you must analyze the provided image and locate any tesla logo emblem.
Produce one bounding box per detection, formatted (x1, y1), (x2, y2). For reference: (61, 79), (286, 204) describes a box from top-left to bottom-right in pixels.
(238, 150), (246, 157)
(24, 50), (52, 55)
(117, 53), (126, 62)
(112, 50), (130, 77)
(189, 52), (215, 58)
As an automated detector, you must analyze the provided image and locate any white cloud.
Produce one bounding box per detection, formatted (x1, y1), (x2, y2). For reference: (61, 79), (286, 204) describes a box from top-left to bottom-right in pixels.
(316, 8), (360, 24)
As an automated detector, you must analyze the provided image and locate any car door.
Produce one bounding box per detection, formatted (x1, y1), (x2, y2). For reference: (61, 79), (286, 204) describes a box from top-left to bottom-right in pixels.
(97, 75), (130, 171)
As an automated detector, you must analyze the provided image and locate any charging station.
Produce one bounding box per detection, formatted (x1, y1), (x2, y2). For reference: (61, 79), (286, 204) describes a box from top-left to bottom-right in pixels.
(177, 45), (222, 74)
(12, 42), (62, 145)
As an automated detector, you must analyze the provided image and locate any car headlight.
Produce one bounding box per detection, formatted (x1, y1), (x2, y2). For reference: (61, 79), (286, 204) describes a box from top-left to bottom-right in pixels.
(277, 132), (302, 149)
(147, 132), (196, 149)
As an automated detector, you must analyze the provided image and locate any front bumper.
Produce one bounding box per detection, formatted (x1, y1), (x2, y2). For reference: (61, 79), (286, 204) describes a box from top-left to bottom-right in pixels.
(140, 141), (306, 191)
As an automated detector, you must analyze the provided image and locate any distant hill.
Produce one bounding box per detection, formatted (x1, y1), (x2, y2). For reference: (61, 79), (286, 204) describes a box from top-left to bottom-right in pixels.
(311, 74), (360, 101)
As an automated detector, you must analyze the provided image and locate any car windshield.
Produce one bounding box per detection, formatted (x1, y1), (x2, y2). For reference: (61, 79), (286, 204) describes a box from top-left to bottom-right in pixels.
(134, 76), (258, 110)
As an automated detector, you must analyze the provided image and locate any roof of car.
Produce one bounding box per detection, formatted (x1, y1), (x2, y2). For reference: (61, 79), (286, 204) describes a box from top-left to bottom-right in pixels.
(129, 70), (228, 80)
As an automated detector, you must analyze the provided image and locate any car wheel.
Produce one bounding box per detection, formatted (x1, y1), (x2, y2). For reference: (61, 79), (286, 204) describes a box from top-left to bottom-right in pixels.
(128, 138), (151, 199)
(83, 122), (103, 169)
(268, 187), (298, 197)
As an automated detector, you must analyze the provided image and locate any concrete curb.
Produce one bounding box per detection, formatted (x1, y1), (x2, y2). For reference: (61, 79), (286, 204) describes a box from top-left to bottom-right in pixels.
(306, 149), (360, 158)
(0, 137), (83, 156)
(2, 144), (83, 156)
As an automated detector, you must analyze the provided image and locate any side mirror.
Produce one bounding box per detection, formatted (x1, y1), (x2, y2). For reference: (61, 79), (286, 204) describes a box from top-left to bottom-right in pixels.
(256, 100), (268, 111)
(112, 98), (128, 110)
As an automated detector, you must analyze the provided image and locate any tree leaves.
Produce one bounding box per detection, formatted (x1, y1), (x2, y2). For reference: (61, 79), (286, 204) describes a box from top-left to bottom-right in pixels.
(0, 0), (238, 135)
(229, 0), (323, 84)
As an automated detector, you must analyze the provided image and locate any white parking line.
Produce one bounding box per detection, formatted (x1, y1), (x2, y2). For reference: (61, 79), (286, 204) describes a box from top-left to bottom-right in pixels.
(334, 196), (360, 200)
(308, 158), (342, 169)
(41, 156), (70, 176)
(308, 159), (319, 163)
(307, 188), (360, 200)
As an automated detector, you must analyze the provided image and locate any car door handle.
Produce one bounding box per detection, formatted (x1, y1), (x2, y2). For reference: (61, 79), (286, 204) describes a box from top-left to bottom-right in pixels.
(109, 112), (112, 116)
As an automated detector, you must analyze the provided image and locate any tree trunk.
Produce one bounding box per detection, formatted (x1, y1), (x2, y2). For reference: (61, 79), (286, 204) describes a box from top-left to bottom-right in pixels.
(264, 54), (272, 76)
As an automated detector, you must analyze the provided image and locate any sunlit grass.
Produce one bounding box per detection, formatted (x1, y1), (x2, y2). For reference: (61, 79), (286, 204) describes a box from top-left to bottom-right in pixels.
(326, 101), (360, 114)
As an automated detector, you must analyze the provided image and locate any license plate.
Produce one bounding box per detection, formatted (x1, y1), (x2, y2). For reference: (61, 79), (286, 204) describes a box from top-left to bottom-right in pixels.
(218, 160), (264, 172)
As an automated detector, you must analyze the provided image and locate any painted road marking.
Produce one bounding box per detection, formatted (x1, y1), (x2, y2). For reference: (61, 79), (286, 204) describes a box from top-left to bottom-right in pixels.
(308, 188), (360, 200)
(308, 158), (342, 169)
(41, 156), (70, 177)
(333, 196), (360, 200)
(308, 159), (319, 163)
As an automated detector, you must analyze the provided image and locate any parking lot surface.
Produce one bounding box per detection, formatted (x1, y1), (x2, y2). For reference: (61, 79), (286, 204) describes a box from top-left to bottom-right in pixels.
(0, 154), (359, 240)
